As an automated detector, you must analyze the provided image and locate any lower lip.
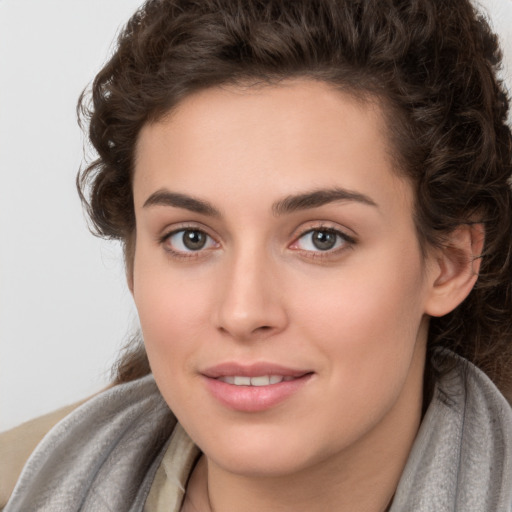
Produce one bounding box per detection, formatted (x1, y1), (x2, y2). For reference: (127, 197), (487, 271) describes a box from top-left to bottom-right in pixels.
(203, 374), (313, 412)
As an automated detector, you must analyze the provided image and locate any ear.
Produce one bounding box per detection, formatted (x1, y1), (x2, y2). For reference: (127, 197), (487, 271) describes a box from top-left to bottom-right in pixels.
(424, 223), (485, 317)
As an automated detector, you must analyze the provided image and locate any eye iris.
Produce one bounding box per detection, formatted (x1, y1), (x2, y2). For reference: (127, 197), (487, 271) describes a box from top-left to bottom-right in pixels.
(312, 230), (337, 250)
(183, 230), (207, 250)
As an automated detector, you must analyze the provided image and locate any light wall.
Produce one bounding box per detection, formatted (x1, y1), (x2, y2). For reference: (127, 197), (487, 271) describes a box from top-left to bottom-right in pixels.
(0, 0), (144, 432)
(1, 0), (511, 432)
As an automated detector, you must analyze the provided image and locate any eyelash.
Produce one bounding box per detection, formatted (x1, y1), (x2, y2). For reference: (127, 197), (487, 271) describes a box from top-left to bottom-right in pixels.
(159, 225), (356, 260)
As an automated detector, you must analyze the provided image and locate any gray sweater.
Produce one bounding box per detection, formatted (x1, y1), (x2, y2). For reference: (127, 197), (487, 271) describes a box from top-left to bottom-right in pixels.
(5, 354), (512, 511)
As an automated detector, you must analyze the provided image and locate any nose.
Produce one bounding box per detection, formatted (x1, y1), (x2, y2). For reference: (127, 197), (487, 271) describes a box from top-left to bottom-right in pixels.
(214, 248), (288, 341)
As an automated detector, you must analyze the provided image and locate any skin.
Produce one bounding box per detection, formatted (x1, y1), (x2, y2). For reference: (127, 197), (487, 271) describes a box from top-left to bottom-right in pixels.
(131, 80), (480, 512)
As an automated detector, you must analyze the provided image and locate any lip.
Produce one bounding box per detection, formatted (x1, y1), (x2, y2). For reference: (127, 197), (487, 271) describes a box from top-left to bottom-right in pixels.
(202, 362), (310, 379)
(201, 362), (313, 412)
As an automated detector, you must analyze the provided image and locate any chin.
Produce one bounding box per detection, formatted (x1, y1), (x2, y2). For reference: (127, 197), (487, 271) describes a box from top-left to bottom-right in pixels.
(191, 421), (332, 478)
(210, 447), (315, 479)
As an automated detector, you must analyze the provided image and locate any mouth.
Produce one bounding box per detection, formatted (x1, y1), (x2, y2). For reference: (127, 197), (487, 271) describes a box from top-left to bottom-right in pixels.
(216, 375), (301, 386)
(201, 363), (313, 412)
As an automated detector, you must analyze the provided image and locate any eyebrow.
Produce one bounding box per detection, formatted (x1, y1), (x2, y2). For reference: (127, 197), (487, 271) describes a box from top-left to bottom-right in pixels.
(272, 187), (377, 216)
(143, 190), (220, 217)
(142, 186), (377, 216)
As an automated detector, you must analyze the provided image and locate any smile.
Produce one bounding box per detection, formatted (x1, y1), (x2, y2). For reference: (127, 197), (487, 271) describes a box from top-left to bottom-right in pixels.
(217, 375), (297, 386)
(202, 365), (314, 412)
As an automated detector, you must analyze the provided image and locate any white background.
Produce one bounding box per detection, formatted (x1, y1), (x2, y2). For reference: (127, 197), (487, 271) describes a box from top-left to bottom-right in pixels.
(1, 0), (511, 432)
(0, 0), (144, 432)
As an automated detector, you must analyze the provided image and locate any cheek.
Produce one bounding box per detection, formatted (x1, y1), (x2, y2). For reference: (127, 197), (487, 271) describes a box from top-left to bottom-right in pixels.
(132, 251), (213, 377)
(295, 247), (427, 395)
(288, 266), (427, 453)
(134, 274), (213, 418)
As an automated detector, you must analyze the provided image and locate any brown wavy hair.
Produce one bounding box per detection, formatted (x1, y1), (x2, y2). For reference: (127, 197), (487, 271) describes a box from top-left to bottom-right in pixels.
(77, 0), (512, 395)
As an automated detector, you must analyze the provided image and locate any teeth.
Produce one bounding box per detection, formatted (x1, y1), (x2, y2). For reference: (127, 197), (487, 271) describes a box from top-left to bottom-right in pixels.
(218, 375), (287, 386)
(250, 375), (270, 386)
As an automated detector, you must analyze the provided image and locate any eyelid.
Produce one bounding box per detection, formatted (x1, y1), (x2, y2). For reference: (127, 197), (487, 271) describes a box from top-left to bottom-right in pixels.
(158, 221), (217, 242)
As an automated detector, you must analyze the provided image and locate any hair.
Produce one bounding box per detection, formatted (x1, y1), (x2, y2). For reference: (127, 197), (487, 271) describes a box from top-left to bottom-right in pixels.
(77, 0), (512, 395)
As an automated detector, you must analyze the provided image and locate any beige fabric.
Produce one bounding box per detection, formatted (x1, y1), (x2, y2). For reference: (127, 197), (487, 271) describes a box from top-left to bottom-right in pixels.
(144, 423), (200, 512)
(0, 402), (198, 512)
(0, 402), (82, 509)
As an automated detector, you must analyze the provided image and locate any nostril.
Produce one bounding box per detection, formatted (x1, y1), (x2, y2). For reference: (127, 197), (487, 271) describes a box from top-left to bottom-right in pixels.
(256, 325), (272, 332)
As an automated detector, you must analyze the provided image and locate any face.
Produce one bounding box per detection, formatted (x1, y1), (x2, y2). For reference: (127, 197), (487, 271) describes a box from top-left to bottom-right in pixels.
(132, 80), (436, 478)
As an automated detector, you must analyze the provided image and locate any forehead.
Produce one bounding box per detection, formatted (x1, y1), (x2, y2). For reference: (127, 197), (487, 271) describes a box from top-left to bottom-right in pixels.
(133, 80), (412, 215)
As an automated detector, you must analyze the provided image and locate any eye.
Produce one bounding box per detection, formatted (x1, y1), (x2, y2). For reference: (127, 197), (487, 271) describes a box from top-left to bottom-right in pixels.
(292, 228), (352, 252)
(163, 228), (217, 253)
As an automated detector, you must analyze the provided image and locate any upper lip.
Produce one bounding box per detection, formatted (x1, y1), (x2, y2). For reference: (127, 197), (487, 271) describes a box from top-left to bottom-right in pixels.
(201, 362), (312, 379)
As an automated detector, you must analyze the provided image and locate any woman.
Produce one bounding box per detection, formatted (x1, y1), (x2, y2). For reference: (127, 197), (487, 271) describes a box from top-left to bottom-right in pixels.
(4, 0), (512, 510)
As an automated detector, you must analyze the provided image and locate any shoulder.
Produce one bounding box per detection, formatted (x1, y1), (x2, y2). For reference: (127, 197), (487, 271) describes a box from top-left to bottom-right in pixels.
(0, 401), (84, 510)
(3, 375), (176, 512)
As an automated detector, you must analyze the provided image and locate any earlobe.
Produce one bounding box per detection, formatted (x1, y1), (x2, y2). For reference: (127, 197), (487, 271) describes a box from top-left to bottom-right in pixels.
(424, 223), (485, 317)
